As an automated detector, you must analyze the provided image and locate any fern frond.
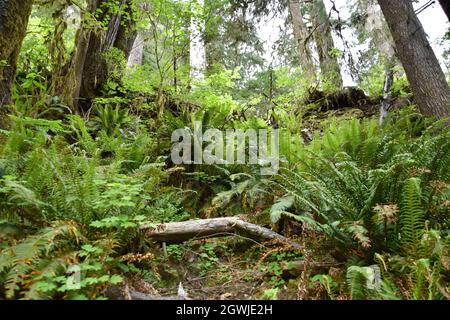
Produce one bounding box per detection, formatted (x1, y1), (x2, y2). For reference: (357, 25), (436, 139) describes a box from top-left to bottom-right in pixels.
(346, 265), (379, 300)
(400, 178), (425, 257)
(270, 195), (295, 223)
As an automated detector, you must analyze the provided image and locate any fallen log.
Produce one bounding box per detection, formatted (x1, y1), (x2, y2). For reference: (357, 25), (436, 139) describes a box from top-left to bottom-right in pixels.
(141, 217), (304, 251)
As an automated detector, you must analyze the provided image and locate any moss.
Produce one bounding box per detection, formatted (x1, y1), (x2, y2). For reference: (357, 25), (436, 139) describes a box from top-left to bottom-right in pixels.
(0, 0), (33, 107)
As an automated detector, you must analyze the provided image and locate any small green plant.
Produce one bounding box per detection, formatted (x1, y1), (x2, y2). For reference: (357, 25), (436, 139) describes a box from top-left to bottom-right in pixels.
(166, 245), (185, 262)
(197, 243), (220, 277)
(260, 288), (280, 300)
(0, 221), (124, 300)
(310, 274), (338, 300)
(91, 103), (131, 137)
(346, 266), (381, 300)
(267, 262), (284, 286)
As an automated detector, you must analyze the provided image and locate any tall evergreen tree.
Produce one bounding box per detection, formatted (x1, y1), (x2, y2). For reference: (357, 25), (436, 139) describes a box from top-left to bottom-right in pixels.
(378, 0), (450, 119)
(288, 0), (315, 79)
(59, 0), (137, 112)
(311, 0), (343, 88)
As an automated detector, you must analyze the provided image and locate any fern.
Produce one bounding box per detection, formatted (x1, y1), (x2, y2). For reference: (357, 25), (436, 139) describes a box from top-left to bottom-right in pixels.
(400, 178), (425, 257)
(92, 104), (131, 137)
(273, 113), (449, 262)
(0, 221), (82, 299)
(270, 195), (295, 223)
(346, 265), (381, 300)
(0, 220), (128, 300)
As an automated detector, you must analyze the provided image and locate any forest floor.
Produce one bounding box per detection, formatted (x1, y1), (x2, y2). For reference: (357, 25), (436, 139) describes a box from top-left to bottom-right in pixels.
(2, 85), (448, 300)
(122, 237), (306, 300)
(108, 95), (408, 301)
(116, 221), (343, 300)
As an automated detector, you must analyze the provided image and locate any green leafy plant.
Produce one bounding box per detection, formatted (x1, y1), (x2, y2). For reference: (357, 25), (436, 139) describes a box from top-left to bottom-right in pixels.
(0, 221), (123, 300)
(91, 103), (131, 137)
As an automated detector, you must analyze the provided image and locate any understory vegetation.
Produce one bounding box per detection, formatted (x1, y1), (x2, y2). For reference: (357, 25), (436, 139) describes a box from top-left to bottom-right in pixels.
(1, 87), (448, 300)
(0, 0), (449, 300)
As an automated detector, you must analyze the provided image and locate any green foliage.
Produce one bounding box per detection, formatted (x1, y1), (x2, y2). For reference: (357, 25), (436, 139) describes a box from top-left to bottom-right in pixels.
(400, 178), (425, 257)
(210, 171), (272, 216)
(360, 64), (410, 98)
(197, 243), (220, 277)
(273, 111), (449, 257)
(0, 111), (178, 229)
(270, 195), (295, 224)
(346, 266), (380, 300)
(265, 109), (449, 300)
(91, 103), (131, 136)
(189, 66), (243, 128)
(0, 221), (123, 300)
(2, 0), (449, 301)
(260, 288), (280, 300)
(310, 274), (339, 300)
(0, 101), (193, 299)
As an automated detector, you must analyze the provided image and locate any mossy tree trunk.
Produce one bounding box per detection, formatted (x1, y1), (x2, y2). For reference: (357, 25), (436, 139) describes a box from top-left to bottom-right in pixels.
(311, 0), (343, 89)
(78, 0), (137, 110)
(58, 0), (137, 113)
(288, 0), (316, 80)
(0, 0), (34, 112)
(378, 0), (450, 120)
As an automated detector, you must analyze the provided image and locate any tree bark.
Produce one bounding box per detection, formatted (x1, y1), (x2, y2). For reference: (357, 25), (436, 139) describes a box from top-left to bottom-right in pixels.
(61, 0), (137, 112)
(377, 0), (450, 120)
(311, 0), (343, 89)
(0, 0), (34, 111)
(52, 3), (95, 110)
(438, 0), (450, 22)
(379, 59), (395, 125)
(141, 217), (304, 250)
(288, 0), (316, 80)
(127, 31), (144, 67)
(113, 0), (138, 58)
(79, 0), (127, 102)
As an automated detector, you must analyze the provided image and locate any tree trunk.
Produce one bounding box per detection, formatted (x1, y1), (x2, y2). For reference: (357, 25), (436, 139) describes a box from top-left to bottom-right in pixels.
(311, 0), (343, 89)
(61, 0), (137, 112)
(113, 0), (138, 58)
(438, 0), (450, 22)
(288, 1), (316, 80)
(0, 0), (34, 112)
(377, 0), (450, 119)
(379, 59), (395, 125)
(141, 217), (304, 250)
(79, 0), (126, 103)
(127, 31), (144, 67)
(52, 3), (94, 110)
